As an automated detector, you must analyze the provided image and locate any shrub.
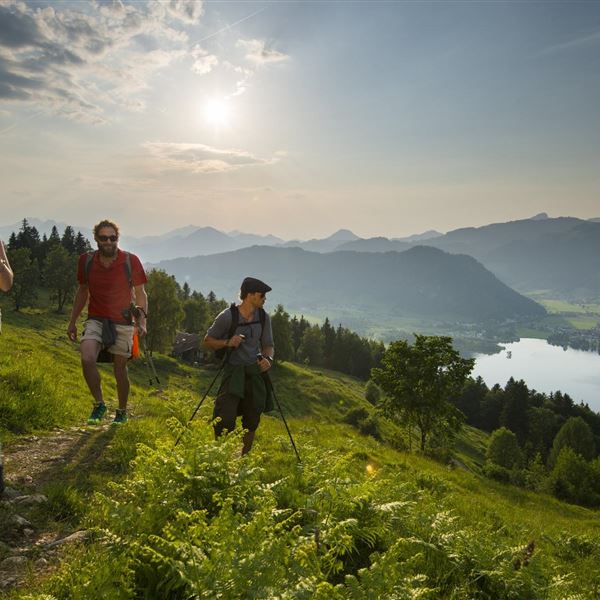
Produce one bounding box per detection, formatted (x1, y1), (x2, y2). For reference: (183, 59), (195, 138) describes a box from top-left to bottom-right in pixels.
(364, 380), (381, 405)
(549, 447), (600, 507)
(487, 427), (522, 469)
(483, 461), (511, 483)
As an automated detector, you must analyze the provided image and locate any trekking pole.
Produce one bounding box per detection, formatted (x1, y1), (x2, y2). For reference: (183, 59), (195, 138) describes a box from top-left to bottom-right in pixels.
(139, 335), (160, 386)
(263, 371), (301, 463)
(174, 358), (226, 447)
(129, 304), (160, 387)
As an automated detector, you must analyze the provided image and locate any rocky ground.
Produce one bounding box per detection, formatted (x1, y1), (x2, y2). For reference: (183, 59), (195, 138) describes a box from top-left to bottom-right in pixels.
(0, 426), (112, 595)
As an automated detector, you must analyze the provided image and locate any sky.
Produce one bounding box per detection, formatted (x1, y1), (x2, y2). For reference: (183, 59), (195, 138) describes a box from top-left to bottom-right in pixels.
(1, 0), (599, 240)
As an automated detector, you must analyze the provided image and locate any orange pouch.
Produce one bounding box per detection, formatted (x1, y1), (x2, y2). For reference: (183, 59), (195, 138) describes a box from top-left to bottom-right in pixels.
(131, 331), (140, 360)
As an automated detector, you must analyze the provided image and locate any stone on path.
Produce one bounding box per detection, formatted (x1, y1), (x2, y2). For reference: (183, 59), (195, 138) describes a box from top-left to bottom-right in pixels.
(45, 530), (89, 549)
(12, 494), (48, 506)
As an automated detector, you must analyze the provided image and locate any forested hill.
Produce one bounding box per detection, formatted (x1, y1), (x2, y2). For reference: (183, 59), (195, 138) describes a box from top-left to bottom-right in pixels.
(150, 245), (545, 322)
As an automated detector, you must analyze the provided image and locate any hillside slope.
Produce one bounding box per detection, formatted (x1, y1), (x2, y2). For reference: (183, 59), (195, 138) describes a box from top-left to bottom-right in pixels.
(1, 310), (599, 598)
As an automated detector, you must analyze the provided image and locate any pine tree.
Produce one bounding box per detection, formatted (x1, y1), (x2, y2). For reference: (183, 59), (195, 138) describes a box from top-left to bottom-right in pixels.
(74, 231), (91, 255)
(270, 304), (294, 362)
(61, 226), (76, 254)
(500, 378), (530, 445)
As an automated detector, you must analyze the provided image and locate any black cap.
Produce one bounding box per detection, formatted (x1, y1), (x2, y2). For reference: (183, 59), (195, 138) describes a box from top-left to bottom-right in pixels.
(241, 277), (272, 295)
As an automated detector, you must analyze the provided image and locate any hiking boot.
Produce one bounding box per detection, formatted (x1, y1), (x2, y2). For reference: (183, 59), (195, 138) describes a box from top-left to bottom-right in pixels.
(111, 409), (128, 426)
(87, 403), (107, 425)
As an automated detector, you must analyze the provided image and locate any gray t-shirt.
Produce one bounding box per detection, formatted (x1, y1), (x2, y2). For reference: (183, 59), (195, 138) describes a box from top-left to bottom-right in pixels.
(207, 307), (274, 366)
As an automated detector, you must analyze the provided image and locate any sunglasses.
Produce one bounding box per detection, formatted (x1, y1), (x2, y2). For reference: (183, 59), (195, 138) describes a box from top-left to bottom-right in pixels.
(97, 235), (118, 242)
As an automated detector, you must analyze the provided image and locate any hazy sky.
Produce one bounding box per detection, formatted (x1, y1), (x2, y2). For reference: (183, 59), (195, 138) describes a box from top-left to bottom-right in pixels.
(1, 0), (599, 239)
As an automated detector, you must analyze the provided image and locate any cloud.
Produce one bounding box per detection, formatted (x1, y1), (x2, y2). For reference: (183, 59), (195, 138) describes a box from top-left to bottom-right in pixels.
(190, 44), (217, 75)
(143, 141), (281, 173)
(222, 38), (288, 98)
(165, 0), (204, 25)
(236, 38), (289, 65)
(0, 0), (208, 122)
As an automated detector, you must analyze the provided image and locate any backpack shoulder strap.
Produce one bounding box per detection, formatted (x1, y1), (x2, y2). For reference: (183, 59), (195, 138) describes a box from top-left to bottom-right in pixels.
(227, 303), (239, 339)
(84, 251), (96, 284)
(123, 251), (133, 288)
(259, 307), (266, 342)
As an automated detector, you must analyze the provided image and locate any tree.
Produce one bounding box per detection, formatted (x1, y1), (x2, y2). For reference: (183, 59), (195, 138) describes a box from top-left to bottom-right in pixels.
(291, 315), (310, 359)
(549, 447), (600, 506)
(452, 376), (487, 426)
(548, 416), (596, 468)
(74, 231), (91, 255)
(527, 407), (561, 461)
(48, 225), (61, 248)
(43, 245), (78, 312)
(486, 427), (522, 469)
(61, 226), (76, 254)
(500, 378), (530, 445)
(181, 281), (191, 300)
(6, 248), (39, 311)
(270, 304), (294, 362)
(372, 335), (474, 452)
(182, 295), (208, 334)
(321, 317), (336, 367)
(145, 270), (184, 353)
(297, 325), (325, 366)
(478, 385), (504, 432)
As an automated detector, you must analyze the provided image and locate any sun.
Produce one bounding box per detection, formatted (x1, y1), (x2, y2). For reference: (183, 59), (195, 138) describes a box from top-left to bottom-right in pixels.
(202, 97), (232, 128)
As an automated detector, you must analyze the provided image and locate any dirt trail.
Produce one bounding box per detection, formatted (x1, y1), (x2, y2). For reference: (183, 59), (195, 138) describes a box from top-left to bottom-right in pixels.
(1, 424), (116, 594)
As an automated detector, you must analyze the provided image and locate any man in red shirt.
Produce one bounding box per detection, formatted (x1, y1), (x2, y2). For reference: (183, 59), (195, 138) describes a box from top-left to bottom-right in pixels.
(67, 220), (148, 425)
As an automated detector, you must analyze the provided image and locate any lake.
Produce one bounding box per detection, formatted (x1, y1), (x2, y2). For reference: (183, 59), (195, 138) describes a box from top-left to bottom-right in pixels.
(473, 338), (600, 413)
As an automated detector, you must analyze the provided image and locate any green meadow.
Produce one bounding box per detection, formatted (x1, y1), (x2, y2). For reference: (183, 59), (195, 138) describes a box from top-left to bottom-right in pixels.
(1, 307), (600, 598)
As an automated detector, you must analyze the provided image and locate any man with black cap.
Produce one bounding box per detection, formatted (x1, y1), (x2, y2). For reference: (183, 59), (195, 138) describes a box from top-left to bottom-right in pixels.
(203, 277), (275, 455)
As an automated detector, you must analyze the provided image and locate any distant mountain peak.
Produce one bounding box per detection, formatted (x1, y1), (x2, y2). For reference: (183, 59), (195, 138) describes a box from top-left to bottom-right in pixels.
(326, 229), (360, 241)
(530, 212), (549, 220)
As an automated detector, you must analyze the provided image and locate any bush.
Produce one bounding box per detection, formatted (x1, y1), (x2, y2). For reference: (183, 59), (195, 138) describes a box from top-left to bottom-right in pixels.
(364, 380), (381, 405)
(483, 461), (511, 483)
(344, 407), (382, 441)
(549, 447), (600, 507)
(487, 427), (522, 469)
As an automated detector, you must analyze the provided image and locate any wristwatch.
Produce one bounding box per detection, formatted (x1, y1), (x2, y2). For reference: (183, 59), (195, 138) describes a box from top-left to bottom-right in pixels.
(265, 356), (273, 364)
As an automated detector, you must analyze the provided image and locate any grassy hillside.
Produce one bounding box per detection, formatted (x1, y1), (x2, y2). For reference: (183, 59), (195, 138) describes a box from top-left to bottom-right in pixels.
(1, 308), (600, 598)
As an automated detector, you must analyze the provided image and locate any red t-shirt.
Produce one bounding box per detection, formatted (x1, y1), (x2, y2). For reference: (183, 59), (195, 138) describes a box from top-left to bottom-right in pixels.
(77, 250), (147, 321)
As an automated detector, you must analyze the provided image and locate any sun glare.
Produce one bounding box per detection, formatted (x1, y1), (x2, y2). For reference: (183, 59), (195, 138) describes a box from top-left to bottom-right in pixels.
(203, 97), (232, 128)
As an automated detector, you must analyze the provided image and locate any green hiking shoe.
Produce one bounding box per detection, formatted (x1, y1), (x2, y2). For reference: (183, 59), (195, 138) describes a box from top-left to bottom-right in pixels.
(87, 403), (107, 425)
(111, 409), (128, 426)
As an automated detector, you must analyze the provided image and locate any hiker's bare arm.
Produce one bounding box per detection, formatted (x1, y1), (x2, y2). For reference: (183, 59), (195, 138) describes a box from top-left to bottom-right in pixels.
(134, 284), (148, 337)
(258, 345), (274, 372)
(0, 241), (13, 292)
(67, 284), (89, 341)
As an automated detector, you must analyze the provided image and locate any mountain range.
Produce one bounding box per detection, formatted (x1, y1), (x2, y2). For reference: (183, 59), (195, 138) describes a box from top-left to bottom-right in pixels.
(3, 214), (599, 298)
(149, 245), (545, 325)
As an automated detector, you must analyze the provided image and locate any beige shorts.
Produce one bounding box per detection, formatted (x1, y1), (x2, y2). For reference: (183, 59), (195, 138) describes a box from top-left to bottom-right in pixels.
(81, 319), (134, 357)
